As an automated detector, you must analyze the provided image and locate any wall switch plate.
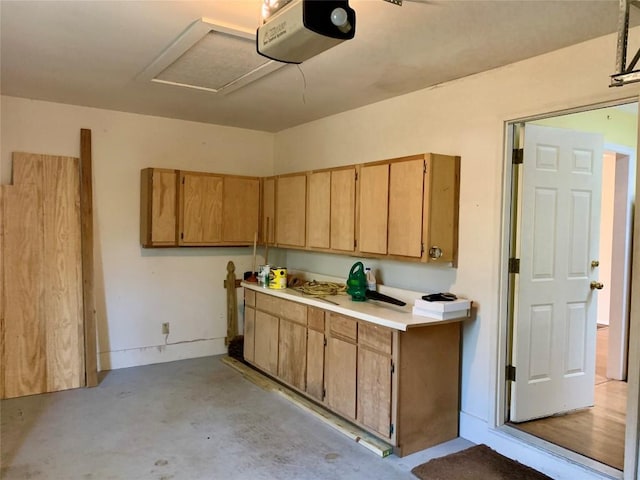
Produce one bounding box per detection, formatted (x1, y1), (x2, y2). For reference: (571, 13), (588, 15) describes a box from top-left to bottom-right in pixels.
(162, 322), (170, 335)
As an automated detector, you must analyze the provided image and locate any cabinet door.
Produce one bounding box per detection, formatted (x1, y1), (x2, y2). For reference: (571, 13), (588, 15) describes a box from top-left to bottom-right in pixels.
(278, 318), (307, 391)
(254, 311), (279, 375)
(358, 163), (389, 255)
(330, 168), (356, 251)
(306, 329), (325, 401)
(243, 306), (256, 363)
(262, 177), (276, 245)
(276, 174), (306, 247)
(180, 172), (223, 245)
(388, 159), (424, 257)
(140, 168), (178, 247)
(306, 306), (325, 400)
(423, 154), (460, 264)
(222, 176), (260, 243)
(307, 171), (331, 249)
(357, 347), (392, 438)
(325, 336), (357, 419)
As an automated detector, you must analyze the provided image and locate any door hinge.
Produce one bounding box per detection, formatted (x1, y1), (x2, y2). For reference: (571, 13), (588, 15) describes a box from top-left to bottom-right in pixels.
(506, 365), (516, 382)
(512, 148), (524, 165)
(508, 258), (520, 274)
(389, 423), (395, 436)
(391, 360), (395, 375)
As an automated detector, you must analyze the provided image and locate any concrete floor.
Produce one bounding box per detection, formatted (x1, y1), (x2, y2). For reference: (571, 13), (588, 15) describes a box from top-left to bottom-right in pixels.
(1, 355), (472, 480)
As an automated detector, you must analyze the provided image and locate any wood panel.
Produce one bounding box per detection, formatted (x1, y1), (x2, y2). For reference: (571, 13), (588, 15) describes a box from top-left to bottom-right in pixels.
(262, 177), (276, 245)
(222, 176), (260, 243)
(307, 171), (331, 249)
(278, 318), (307, 391)
(358, 163), (389, 255)
(325, 336), (357, 419)
(306, 328), (325, 401)
(423, 154), (460, 264)
(275, 174), (306, 247)
(388, 159), (424, 258)
(254, 310), (279, 375)
(330, 168), (356, 251)
(42, 156), (84, 392)
(0, 185), (3, 398)
(358, 347), (392, 437)
(2, 184), (47, 398)
(243, 306), (255, 363)
(245, 289), (256, 307)
(255, 292), (307, 324)
(396, 321), (460, 455)
(80, 129), (98, 388)
(180, 172), (223, 244)
(140, 168), (178, 247)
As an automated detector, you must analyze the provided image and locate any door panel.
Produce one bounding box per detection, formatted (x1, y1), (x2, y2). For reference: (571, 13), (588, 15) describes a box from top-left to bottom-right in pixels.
(510, 124), (603, 422)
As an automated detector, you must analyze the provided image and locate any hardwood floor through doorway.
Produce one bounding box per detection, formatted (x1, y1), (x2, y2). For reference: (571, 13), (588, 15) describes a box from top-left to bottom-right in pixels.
(511, 326), (626, 471)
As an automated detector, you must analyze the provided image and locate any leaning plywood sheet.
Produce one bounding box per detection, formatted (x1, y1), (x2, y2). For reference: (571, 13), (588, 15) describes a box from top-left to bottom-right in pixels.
(2, 184), (47, 398)
(10, 152), (84, 394)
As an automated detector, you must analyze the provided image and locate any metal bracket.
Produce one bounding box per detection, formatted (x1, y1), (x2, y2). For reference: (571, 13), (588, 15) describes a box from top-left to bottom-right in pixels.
(611, 0), (640, 86)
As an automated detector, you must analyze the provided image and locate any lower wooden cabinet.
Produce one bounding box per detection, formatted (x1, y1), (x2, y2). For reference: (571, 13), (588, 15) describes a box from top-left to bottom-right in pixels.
(278, 318), (307, 391)
(243, 288), (461, 457)
(253, 310), (279, 375)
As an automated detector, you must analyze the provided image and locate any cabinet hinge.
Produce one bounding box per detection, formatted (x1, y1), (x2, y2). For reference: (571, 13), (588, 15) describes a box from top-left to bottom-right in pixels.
(323, 337), (327, 347)
(389, 423), (394, 436)
(506, 365), (516, 382)
(322, 388), (326, 400)
(355, 171), (358, 181)
(354, 239), (357, 249)
(421, 242), (425, 254)
(180, 232), (184, 240)
(423, 160), (427, 174)
(508, 258), (520, 274)
(182, 176), (185, 185)
(512, 148), (524, 165)
(390, 360), (395, 375)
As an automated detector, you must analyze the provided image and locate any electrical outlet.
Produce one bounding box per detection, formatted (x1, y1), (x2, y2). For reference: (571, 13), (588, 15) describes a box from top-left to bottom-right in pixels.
(162, 322), (170, 335)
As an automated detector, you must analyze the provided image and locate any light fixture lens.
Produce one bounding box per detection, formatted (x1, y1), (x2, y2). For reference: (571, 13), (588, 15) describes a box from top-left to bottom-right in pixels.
(331, 7), (351, 33)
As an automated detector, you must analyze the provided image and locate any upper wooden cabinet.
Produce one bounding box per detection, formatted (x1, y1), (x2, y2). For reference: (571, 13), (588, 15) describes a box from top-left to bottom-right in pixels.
(140, 168), (179, 247)
(306, 167), (356, 252)
(141, 169), (260, 247)
(276, 173), (306, 247)
(222, 176), (260, 243)
(357, 154), (460, 264)
(261, 177), (276, 245)
(141, 152), (459, 263)
(179, 171), (223, 245)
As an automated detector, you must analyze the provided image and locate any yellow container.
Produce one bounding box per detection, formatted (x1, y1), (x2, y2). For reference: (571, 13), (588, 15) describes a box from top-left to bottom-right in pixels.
(269, 267), (287, 289)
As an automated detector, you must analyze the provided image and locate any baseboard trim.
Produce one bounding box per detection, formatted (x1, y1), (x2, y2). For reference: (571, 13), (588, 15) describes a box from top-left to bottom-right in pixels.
(99, 338), (227, 370)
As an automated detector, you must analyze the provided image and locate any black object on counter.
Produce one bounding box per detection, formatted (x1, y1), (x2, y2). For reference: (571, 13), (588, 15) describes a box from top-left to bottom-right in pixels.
(422, 292), (457, 302)
(365, 290), (406, 306)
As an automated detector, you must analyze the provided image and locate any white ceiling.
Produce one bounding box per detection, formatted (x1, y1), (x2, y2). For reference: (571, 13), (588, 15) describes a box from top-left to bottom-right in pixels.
(0, 0), (633, 133)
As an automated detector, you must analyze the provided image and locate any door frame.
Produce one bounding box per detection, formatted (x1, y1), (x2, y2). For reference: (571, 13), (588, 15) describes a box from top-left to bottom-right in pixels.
(496, 98), (640, 479)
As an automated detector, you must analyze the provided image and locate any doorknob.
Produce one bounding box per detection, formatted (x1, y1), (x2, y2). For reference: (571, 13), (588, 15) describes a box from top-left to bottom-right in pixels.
(590, 281), (604, 290)
(591, 260), (599, 268)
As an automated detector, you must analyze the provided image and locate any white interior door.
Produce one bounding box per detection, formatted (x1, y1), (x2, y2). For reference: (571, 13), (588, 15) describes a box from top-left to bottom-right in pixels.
(510, 124), (604, 422)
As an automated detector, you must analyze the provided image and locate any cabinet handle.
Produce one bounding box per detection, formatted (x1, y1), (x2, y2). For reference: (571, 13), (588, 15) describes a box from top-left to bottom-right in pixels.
(428, 246), (443, 259)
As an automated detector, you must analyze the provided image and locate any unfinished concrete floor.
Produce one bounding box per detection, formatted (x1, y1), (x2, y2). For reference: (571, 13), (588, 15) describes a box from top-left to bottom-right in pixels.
(1, 355), (472, 479)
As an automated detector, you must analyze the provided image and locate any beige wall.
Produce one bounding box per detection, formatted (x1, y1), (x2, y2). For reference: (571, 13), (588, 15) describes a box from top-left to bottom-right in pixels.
(274, 31), (640, 479)
(0, 97), (277, 369)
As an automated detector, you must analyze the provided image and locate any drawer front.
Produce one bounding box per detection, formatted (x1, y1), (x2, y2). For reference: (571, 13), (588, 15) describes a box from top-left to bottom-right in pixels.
(328, 313), (357, 342)
(256, 293), (307, 325)
(359, 322), (392, 355)
(245, 289), (256, 307)
(307, 307), (325, 332)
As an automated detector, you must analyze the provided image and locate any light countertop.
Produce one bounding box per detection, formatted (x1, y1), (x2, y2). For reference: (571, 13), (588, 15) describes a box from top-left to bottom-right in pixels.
(241, 281), (471, 331)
